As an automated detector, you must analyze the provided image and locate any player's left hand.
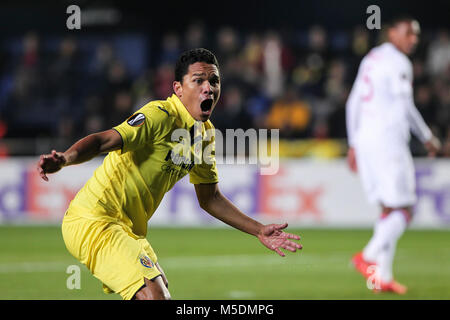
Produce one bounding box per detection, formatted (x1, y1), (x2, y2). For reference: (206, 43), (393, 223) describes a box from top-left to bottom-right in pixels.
(257, 223), (302, 257)
(424, 136), (441, 158)
(347, 147), (358, 173)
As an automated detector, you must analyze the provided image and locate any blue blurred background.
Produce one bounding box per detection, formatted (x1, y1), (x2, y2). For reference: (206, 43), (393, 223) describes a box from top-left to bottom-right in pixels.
(0, 0), (448, 158)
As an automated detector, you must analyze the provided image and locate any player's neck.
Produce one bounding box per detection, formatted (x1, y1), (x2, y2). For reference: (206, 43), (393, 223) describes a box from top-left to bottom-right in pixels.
(387, 41), (408, 56)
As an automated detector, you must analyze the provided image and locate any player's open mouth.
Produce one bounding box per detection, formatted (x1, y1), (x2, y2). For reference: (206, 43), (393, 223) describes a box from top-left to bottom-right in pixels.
(200, 99), (213, 112)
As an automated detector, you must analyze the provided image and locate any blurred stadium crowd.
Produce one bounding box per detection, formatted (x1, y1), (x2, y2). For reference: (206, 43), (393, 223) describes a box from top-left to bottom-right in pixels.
(0, 22), (449, 156)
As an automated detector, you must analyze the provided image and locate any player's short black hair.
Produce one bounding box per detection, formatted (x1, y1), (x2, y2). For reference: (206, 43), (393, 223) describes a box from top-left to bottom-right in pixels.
(388, 14), (416, 28)
(174, 48), (220, 83)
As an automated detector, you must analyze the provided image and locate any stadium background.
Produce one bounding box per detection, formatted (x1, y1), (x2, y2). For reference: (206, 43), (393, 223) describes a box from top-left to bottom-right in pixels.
(0, 0), (449, 299)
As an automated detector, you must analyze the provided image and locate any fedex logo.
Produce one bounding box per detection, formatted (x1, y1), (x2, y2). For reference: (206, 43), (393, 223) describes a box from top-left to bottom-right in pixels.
(416, 166), (450, 223)
(0, 164), (78, 221)
(0, 160), (448, 226)
(0, 170), (27, 219)
(167, 166), (324, 222)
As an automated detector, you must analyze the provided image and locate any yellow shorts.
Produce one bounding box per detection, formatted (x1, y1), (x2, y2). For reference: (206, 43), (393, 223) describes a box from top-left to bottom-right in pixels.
(61, 210), (161, 300)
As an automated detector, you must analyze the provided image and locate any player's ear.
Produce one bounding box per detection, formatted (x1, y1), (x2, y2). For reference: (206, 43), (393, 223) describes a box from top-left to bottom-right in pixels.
(387, 26), (397, 42)
(173, 81), (182, 98)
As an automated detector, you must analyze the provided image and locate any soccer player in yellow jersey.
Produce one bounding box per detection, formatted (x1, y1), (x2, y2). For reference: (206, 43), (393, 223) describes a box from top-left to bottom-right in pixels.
(37, 48), (302, 300)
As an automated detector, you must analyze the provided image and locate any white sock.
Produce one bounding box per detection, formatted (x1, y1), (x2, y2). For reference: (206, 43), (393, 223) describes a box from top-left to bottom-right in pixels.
(362, 210), (408, 280)
(362, 218), (385, 262)
(376, 210), (408, 283)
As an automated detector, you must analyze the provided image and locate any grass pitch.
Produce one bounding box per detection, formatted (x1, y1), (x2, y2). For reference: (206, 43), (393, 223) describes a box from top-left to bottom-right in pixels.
(0, 226), (449, 300)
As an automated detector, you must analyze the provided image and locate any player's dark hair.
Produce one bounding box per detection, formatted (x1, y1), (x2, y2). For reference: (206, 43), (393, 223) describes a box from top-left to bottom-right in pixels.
(388, 14), (416, 28)
(174, 48), (219, 83)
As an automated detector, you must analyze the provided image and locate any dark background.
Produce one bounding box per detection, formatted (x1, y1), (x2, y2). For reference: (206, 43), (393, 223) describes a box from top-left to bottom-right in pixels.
(0, 0), (449, 156)
(1, 0), (449, 33)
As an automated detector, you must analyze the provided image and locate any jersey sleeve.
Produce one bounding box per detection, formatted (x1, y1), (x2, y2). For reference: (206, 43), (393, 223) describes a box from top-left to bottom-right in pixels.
(406, 101), (432, 143)
(390, 60), (414, 98)
(346, 64), (364, 147)
(390, 60), (432, 143)
(113, 104), (172, 153)
(189, 123), (219, 184)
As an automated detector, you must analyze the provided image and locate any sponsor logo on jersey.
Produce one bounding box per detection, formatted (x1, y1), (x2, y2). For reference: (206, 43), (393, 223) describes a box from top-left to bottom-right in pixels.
(164, 150), (195, 171)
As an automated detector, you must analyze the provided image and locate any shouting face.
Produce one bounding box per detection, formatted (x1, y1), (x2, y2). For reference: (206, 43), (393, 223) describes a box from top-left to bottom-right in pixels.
(173, 62), (221, 122)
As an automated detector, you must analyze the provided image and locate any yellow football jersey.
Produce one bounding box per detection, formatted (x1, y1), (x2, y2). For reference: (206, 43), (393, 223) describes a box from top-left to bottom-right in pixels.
(68, 94), (219, 237)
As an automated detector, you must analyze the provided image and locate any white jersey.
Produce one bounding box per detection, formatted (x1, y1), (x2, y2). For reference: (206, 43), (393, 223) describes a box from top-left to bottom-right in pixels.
(346, 42), (432, 149)
(346, 42), (432, 207)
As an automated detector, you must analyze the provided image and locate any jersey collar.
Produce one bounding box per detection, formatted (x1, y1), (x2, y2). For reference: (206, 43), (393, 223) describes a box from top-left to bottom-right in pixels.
(168, 94), (196, 129)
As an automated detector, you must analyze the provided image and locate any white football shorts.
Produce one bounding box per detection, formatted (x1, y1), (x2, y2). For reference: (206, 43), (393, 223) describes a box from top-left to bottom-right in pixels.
(355, 140), (416, 208)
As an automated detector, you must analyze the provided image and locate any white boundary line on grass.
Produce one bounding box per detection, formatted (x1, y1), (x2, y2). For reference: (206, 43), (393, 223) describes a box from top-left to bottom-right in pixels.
(0, 253), (346, 274)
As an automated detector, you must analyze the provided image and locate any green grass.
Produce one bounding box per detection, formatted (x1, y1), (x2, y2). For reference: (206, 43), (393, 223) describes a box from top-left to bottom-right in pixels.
(0, 226), (449, 300)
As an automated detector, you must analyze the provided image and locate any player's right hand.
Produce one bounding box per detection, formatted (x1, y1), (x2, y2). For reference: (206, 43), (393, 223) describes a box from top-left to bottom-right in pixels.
(37, 150), (67, 181)
(257, 223), (302, 257)
(347, 147), (358, 173)
(424, 136), (441, 158)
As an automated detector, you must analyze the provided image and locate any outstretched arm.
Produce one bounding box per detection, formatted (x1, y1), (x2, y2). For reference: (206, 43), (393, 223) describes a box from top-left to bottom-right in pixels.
(194, 183), (302, 257)
(37, 129), (122, 181)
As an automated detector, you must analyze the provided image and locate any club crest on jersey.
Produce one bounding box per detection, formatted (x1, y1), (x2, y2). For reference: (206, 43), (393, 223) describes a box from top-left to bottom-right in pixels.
(127, 113), (146, 127)
(139, 254), (154, 268)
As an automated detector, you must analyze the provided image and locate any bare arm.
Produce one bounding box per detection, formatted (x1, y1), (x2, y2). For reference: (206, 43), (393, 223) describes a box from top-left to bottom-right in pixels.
(62, 129), (122, 165)
(195, 183), (302, 256)
(37, 129), (122, 181)
(195, 183), (263, 236)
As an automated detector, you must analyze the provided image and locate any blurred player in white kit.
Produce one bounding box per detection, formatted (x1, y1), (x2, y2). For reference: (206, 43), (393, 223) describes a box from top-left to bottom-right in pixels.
(346, 16), (441, 294)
